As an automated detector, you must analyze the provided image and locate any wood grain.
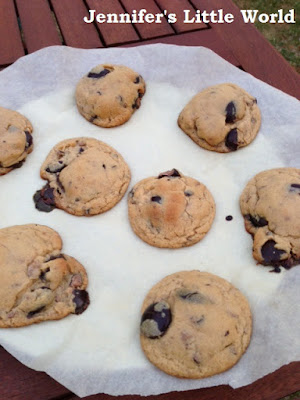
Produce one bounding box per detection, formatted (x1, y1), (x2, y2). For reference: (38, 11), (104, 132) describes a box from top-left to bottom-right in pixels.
(0, 0), (24, 65)
(191, 0), (300, 99)
(16, 0), (61, 53)
(86, 0), (139, 46)
(51, 0), (103, 48)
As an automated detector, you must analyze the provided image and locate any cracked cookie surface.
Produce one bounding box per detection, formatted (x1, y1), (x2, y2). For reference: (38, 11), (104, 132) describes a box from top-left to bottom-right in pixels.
(128, 169), (215, 248)
(75, 64), (146, 128)
(140, 270), (252, 379)
(0, 224), (89, 328)
(240, 168), (300, 270)
(34, 137), (131, 216)
(0, 106), (33, 175)
(178, 83), (261, 153)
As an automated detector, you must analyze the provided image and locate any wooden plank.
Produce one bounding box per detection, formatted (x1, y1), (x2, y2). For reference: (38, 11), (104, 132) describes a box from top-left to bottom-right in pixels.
(16, 0), (61, 54)
(121, 0), (174, 39)
(155, 0), (207, 33)
(0, 346), (69, 400)
(86, 0), (139, 46)
(124, 29), (240, 67)
(191, 0), (300, 99)
(0, 0), (24, 66)
(51, 0), (103, 48)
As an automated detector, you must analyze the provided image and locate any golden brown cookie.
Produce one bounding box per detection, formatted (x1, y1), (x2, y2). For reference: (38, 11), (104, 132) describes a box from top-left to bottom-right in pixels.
(128, 169), (215, 248)
(240, 167), (300, 271)
(75, 64), (146, 128)
(0, 224), (90, 328)
(33, 137), (131, 216)
(140, 270), (252, 379)
(178, 83), (261, 153)
(0, 106), (33, 175)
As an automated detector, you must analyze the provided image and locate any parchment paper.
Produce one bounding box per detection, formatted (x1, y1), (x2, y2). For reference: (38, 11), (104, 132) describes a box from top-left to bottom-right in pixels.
(0, 45), (299, 398)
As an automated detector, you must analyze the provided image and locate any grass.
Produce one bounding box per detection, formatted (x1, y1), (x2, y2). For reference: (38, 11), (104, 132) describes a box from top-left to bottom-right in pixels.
(232, 0), (300, 72)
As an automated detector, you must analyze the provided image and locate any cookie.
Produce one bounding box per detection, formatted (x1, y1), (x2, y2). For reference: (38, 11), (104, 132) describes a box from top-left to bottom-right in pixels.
(128, 169), (215, 248)
(140, 270), (252, 379)
(75, 64), (146, 128)
(34, 137), (131, 216)
(0, 106), (33, 175)
(0, 224), (90, 328)
(240, 168), (300, 271)
(178, 83), (261, 153)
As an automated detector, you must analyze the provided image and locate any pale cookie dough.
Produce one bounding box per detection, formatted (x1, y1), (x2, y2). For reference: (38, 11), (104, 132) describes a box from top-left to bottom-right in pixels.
(0, 224), (90, 328)
(140, 270), (252, 379)
(178, 83), (261, 153)
(0, 106), (33, 175)
(34, 137), (131, 216)
(128, 169), (215, 248)
(75, 64), (146, 128)
(240, 168), (300, 271)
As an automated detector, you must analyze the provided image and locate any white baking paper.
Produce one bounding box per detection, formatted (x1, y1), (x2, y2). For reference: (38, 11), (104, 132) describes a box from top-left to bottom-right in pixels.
(0, 45), (299, 398)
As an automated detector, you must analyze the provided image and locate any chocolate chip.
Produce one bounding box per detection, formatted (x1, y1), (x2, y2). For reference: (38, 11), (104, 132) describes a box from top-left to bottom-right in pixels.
(140, 301), (171, 339)
(158, 169), (181, 179)
(290, 183), (300, 194)
(246, 214), (268, 227)
(129, 189), (135, 198)
(89, 115), (97, 123)
(102, 164), (106, 169)
(225, 330), (230, 336)
(178, 290), (209, 304)
(225, 129), (238, 151)
(46, 164), (66, 173)
(225, 101), (236, 123)
(151, 196), (162, 204)
(25, 131), (33, 149)
(33, 185), (56, 212)
(27, 306), (45, 319)
(73, 289), (90, 314)
(56, 176), (65, 193)
(87, 68), (110, 79)
(97, 91), (102, 95)
(46, 254), (65, 262)
(184, 190), (193, 197)
(39, 267), (50, 281)
(226, 215), (233, 221)
(261, 240), (286, 265)
(79, 147), (85, 154)
(134, 76), (140, 84)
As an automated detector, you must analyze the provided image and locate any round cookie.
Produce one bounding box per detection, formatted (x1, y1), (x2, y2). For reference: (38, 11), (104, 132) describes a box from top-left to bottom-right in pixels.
(128, 169), (215, 248)
(34, 137), (131, 216)
(178, 83), (261, 153)
(75, 64), (146, 128)
(0, 106), (33, 175)
(0, 224), (90, 328)
(240, 168), (300, 271)
(140, 270), (252, 379)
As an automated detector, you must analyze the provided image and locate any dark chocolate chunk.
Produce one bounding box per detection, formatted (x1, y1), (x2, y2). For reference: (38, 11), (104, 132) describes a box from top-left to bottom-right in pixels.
(27, 306), (45, 319)
(73, 289), (90, 314)
(56, 176), (65, 193)
(270, 266), (281, 273)
(102, 164), (106, 169)
(225, 101), (236, 123)
(246, 214), (268, 227)
(10, 160), (24, 169)
(79, 147), (85, 154)
(89, 115), (97, 123)
(290, 183), (300, 194)
(158, 169), (181, 179)
(225, 128), (238, 151)
(39, 267), (50, 281)
(226, 215), (233, 221)
(178, 290), (209, 304)
(25, 131), (33, 149)
(46, 164), (66, 174)
(261, 240), (286, 265)
(134, 76), (140, 84)
(87, 68), (110, 79)
(46, 254), (65, 262)
(140, 302), (172, 339)
(33, 185), (56, 213)
(184, 190), (193, 197)
(151, 196), (162, 204)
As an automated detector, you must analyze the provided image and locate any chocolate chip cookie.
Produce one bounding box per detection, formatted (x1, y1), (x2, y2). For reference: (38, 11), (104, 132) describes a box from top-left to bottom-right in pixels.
(178, 83), (261, 153)
(75, 64), (146, 128)
(0, 224), (90, 328)
(140, 270), (252, 379)
(34, 137), (131, 216)
(128, 169), (215, 248)
(0, 106), (33, 175)
(240, 168), (300, 271)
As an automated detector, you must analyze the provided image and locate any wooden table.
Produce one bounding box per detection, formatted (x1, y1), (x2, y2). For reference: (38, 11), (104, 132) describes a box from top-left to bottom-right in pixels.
(0, 1), (299, 399)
